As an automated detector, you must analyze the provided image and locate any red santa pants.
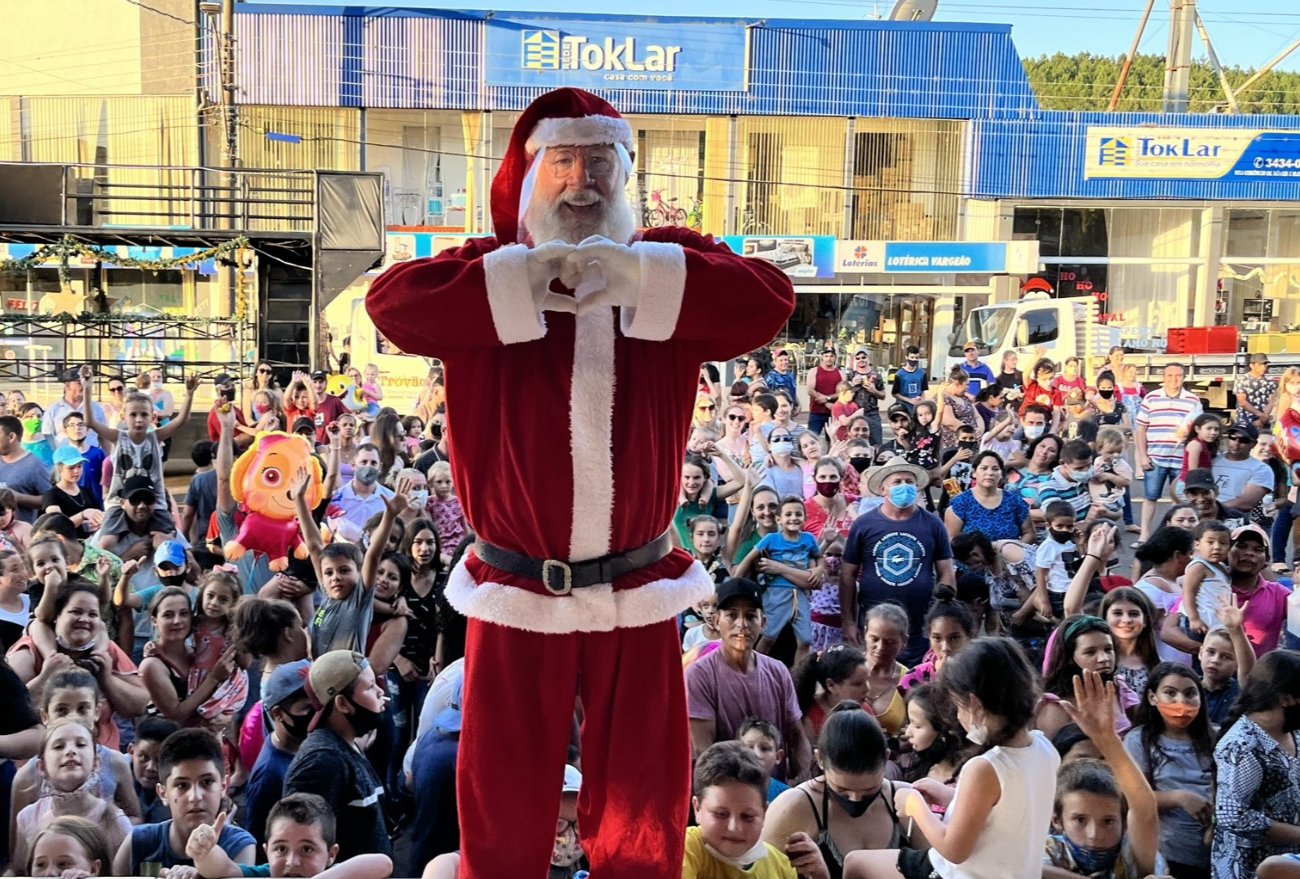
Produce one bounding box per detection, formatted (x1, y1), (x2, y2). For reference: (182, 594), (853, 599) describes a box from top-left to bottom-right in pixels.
(458, 616), (690, 879)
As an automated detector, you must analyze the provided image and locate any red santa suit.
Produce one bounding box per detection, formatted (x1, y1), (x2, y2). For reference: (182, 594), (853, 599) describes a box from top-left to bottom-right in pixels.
(366, 88), (794, 879)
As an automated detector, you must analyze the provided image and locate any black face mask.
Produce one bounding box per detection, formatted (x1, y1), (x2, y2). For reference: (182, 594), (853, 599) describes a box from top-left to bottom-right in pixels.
(1097, 388), (1115, 399)
(959, 441), (978, 451)
(1049, 529), (1075, 544)
(1284, 704), (1300, 732)
(159, 573), (186, 587)
(821, 772), (881, 819)
(849, 455), (872, 473)
(346, 698), (384, 737)
(278, 708), (313, 743)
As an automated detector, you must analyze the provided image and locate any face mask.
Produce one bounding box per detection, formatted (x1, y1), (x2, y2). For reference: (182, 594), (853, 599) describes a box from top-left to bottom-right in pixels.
(815, 482), (840, 498)
(959, 441), (978, 451)
(702, 840), (769, 871)
(1024, 424), (1045, 440)
(345, 698), (383, 737)
(1070, 467), (1094, 483)
(1098, 388), (1115, 399)
(888, 483), (918, 508)
(21, 417), (40, 435)
(278, 708), (313, 743)
(1063, 837), (1122, 876)
(354, 465), (380, 486)
(1155, 701), (1199, 729)
(408, 489), (429, 508)
(1284, 703), (1300, 732)
(159, 573), (186, 587)
(770, 441), (794, 457)
(253, 404), (269, 417)
(1049, 529), (1075, 544)
(965, 723), (988, 746)
(849, 455), (872, 472)
(824, 778), (881, 819)
(552, 823), (584, 868)
(151, 381), (162, 391)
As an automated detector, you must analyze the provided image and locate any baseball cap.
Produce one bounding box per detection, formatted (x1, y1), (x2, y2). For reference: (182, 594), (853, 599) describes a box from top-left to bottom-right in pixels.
(262, 659), (311, 710)
(120, 474), (157, 502)
(1225, 421), (1260, 442)
(1232, 524), (1269, 549)
(433, 675), (463, 734)
(1250, 353), (1270, 364)
(1182, 469), (1217, 493)
(291, 416), (315, 435)
(60, 367), (83, 383)
(153, 540), (187, 569)
(212, 372), (234, 387)
(853, 346), (870, 357)
(716, 577), (763, 611)
(52, 446), (86, 467)
(821, 346), (836, 355)
(562, 764), (582, 795)
(305, 650), (369, 731)
(962, 341), (978, 351)
(310, 370), (327, 381)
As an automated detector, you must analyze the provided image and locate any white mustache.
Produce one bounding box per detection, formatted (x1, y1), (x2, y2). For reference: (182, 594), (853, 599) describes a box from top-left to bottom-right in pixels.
(559, 190), (601, 207)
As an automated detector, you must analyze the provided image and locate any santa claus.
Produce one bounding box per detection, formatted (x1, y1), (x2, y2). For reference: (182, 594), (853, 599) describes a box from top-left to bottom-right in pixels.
(367, 88), (794, 878)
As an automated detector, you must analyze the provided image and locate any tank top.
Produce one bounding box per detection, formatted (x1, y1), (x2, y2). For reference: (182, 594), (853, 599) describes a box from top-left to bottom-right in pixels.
(105, 431), (167, 510)
(800, 778), (907, 879)
(812, 366), (842, 415)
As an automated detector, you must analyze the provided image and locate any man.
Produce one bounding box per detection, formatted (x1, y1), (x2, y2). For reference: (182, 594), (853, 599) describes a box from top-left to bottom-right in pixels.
(840, 460), (955, 665)
(327, 443), (393, 540)
(1006, 403), (1053, 469)
(365, 87), (794, 879)
(43, 367), (106, 447)
(959, 342), (996, 397)
(892, 345), (926, 412)
(61, 411), (106, 509)
(805, 346), (843, 438)
(1182, 468), (1247, 530)
(848, 346), (885, 445)
(286, 650), (393, 861)
(1161, 524), (1287, 657)
(96, 474), (173, 554)
(1213, 422), (1272, 514)
(311, 370), (348, 444)
(1235, 353), (1276, 429)
(244, 659), (313, 848)
(684, 577), (810, 778)
(0, 415), (51, 523)
(765, 348), (798, 402)
(1036, 439), (1104, 522)
(206, 374), (251, 448)
(1136, 363), (1202, 540)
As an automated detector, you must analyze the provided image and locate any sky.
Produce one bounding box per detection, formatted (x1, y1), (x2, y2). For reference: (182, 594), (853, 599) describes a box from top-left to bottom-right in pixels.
(251, 0), (1300, 74)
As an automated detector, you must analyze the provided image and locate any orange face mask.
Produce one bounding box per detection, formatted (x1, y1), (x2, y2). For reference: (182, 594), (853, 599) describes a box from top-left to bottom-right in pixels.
(1156, 701), (1199, 728)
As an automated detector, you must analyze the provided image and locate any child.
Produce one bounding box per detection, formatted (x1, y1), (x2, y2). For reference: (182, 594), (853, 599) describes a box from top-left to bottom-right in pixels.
(1101, 587), (1160, 697)
(1090, 428), (1132, 520)
(1180, 413), (1221, 486)
(683, 593), (721, 652)
(899, 587), (975, 691)
(188, 570), (249, 726)
(830, 381), (859, 442)
(113, 729), (256, 875)
(1200, 609), (1257, 725)
(61, 412), (106, 510)
(1053, 356), (1087, 396)
(81, 367), (197, 550)
(980, 409), (1019, 460)
(43, 446), (102, 535)
(899, 684), (965, 787)
(738, 718), (789, 806)
(1180, 520), (1232, 636)
(0, 487), (33, 550)
(130, 716), (180, 824)
(425, 462), (466, 566)
(1117, 364), (1145, 422)
(689, 515), (729, 587)
(186, 793), (393, 879)
(366, 550), (411, 676)
(1123, 661), (1215, 877)
(735, 495), (824, 665)
(21, 402), (55, 467)
(13, 719), (132, 870)
(0, 546), (30, 651)
(26, 815), (115, 879)
(685, 741), (803, 878)
(401, 416), (425, 458)
(1031, 500), (1081, 620)
(1021, 358), (1065, 416)
(360, 364), (384, 419)
(844, 637), (1060, 879)
(1038, 615), (1141, 739)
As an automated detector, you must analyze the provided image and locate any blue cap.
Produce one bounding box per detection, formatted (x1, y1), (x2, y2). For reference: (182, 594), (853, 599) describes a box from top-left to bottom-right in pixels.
(52, 445), (87, 467)
(433, 675), (463, 734)
(263, 659), (311, 709)
(153, 540), (186, 569)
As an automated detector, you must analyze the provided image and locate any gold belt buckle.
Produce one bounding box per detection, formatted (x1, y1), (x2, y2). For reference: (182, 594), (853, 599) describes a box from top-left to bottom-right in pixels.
(541, 559), (573, 596)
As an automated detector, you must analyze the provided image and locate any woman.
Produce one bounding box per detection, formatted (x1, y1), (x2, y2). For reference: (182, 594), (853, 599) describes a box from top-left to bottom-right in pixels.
(762, 427), (806, 500)
(370, 409), (407, 482)
(398, 519), (446, 687)
(692, 393), (718, 430)
(743, 351), (773, 396)
(674, 452), (745, 547)
(952, 531), (1038, 643)
(936, 367), (979, 450)
(232, 596), (310, 772)
(1134, 525), (1195, 664)
(725, 481), (780, 566)
(7, 583), (149, 750)
(1091, 371), (1130, 431)
(996, 349), (1024, 400)
(715, 404), (751, 470)
(945, 451), (1035, 542)
(973, 385), (1005, 432)
(101, 376), (126, 429)
(805, 458), (859, 650)
(1212, 650), (1300, 879)
(139, 587), (237, 728)
(1016, 433), (1064, 518)
(1103, 345), (1126, 385)
(250, 361), (279, 393)
(793, 646), (869, 740)
(331, 412), (361, 483)
(860, 603), (909, 735)
(762, 703), (923, 878)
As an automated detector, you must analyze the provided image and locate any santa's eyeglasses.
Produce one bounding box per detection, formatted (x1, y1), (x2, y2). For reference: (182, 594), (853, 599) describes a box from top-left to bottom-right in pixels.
(542, 147), (619, 179)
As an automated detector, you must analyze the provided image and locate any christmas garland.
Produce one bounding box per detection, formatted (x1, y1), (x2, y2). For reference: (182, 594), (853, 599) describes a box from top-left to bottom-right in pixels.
(0, 235), (250, 283)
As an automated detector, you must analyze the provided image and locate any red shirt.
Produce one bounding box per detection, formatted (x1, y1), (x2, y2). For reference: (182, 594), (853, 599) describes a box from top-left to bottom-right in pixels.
(315, 394), (348, 444)
(207, 403), (247, 442)
(1020, 381), (1062, 413)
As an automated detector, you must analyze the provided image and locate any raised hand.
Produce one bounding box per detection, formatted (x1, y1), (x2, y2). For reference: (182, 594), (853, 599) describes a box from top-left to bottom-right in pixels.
(1217, 592), (1249, 632)
(184, 374), (199, 393)
(1060, 669), (1117, 744)
(290, 465), (311, 501)
(185, 810), (228, 862)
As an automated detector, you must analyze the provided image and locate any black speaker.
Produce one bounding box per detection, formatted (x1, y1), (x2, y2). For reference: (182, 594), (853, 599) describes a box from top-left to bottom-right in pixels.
(0, 164), (66, 225)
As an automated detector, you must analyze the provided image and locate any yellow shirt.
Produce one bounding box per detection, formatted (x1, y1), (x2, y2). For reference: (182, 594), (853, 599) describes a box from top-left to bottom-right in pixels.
(682, 827), (797, 879)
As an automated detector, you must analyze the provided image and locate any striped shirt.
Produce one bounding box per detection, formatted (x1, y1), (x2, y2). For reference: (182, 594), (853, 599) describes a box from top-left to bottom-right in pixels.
(1037, 469), (1091, 520)
(1137, 388), (1201, 470)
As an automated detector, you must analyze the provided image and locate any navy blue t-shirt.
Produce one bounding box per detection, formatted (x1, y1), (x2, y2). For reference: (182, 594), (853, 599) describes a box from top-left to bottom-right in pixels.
(244, 738), (296, 849)
(843, 505), (953, 665)
(130, 819), (255, 874)
(962, 361), (997, 396)
(891, 367), (928, 409)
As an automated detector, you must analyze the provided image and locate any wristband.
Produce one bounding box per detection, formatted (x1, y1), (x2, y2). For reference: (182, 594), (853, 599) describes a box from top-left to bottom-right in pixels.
(1086, 553), (1101, 561)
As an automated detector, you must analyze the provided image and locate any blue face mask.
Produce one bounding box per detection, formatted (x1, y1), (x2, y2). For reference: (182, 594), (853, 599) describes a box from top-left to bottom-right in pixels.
(1062, 836), (1121, 876)
(888, 482), (918, 508)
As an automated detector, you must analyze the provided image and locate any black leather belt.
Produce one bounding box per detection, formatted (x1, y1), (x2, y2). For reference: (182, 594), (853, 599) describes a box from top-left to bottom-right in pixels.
(474, 531), (674, 596)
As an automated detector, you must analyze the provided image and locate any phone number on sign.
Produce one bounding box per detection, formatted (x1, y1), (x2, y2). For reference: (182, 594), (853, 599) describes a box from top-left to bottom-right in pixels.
(1254, 157), (1300, 170)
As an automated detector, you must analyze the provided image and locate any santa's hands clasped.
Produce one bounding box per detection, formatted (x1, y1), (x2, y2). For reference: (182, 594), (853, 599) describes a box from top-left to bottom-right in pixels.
(528, 236), (641, 315)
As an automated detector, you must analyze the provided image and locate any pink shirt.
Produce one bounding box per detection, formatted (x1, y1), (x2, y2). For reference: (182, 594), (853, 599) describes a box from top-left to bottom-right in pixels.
(1171, 575), (1288, 655)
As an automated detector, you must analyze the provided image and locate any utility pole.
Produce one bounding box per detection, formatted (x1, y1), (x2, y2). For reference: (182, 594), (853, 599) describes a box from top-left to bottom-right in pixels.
(221, 0), (238, 170)
(1163, 0), (1196, 113)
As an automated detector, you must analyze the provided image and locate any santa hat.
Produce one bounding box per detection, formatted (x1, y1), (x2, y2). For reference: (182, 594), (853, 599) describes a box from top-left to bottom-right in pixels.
(490, 88), (634, 244)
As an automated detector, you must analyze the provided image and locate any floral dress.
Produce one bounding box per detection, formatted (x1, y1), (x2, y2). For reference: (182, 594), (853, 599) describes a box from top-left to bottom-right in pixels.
(1212, 716), (1300, 879)
(807, 501), (857, 653)
(940, 393), (978, 449)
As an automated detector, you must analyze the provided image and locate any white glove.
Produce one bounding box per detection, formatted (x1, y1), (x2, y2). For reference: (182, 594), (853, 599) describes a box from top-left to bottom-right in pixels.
(526, 240), (577, 311)
(565, 236), (641, 309)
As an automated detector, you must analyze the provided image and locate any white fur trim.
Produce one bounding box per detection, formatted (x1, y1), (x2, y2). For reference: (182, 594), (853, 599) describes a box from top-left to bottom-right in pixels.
(445, 558), (714, 634)
(483, 244), (546, 344)
(620, 242), (687, 341)
(568, 307), (616, 559)
(526, 115), (634, 154)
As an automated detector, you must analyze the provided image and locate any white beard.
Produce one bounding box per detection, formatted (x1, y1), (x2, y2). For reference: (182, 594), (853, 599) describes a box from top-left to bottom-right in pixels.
(523, 186), (636, 246)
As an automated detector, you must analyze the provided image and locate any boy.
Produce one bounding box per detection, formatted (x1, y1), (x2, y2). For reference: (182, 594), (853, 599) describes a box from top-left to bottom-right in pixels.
(19, 402), (54, 467)
(61, 411), (107, 508)
(1037, 439), (1098, 522)
(734, 496), (824, 664)
(738, 718), (789, 805)
(180, 441), (218, 546)
(113, 728), (256, 875)
(1029, 500), (1081, 621)
(245, 659), (314, 849)
(1200, 623), (1256, 725)
(1090, 427), (1132, 522)
(830, 381), (859, 442)
(686, 741), (814, 878)
(132, 715), (181, 823)
(938, 424), (978, 502)
(186, 793), (393, 879)
(283, 650), (393, 861)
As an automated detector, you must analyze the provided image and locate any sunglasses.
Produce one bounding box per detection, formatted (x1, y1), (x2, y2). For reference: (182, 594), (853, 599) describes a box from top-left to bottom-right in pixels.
(1227, 435), (1254, 443)
(258, 368), (272, 374)
(108, 385), (124, 393)
(726, 413), (746, 421)
(698, 405), (716, 412)
(854, 353), (868, 358)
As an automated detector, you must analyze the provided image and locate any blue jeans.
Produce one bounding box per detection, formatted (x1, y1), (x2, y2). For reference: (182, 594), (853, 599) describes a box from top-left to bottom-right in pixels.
(1273, 503), (1296, 564)
(1123, 485), (1135, 526)
(1143, 464), (1180, 501)
(807, 411), (830, 438)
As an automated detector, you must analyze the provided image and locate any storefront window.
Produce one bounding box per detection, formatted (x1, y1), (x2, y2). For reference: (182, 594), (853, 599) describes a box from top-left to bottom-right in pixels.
(774, 289), (934, 370)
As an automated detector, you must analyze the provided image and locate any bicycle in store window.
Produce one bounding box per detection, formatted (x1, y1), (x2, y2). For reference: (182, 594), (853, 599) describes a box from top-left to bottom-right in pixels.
(739, 205), (772, 235)
(643, 189), (688, 227)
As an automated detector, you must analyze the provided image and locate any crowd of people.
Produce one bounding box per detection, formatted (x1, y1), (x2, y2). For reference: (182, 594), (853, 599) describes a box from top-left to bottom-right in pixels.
(0, 333), (1295, 879)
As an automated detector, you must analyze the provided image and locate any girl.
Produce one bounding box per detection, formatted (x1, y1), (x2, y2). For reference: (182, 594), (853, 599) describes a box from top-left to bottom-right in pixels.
(367, 551), (411, 677)
(1133, 526), (1195, 663)
(906, 402), (942, 506)
(1125, 662), (1216, 879)
(1212, 650), (1300, 879)
(360, 363), (384, 419)
(996, 349), (1023, 400)
(0, 487), (33, 550)
(899, 587), (975, 691)
(725, 483), (780, 568)
(799, 432), (828, 498)
(281, 375), (317, 429)
(1021, 358), (1064, 418)
(674, 453), (744, 548)
(1090, 427), (1132, 523)
(1053, 356), (1087, 396)
(1038, 615), (1139, 738)
(21, 402), (55, 468)
(0, 546), (31, 651)
(681, 593), (721, 653)
(792, 645), (869, 740)
(831, 381), (860, 442)
(805, 458), (857, 651)
(13, 719), (131, 872)
(1118, 364), (1145, 423)
(401, 416), (425, 458)
(426, 461), (466, 565)
(26, 815), (114, 879)
(844, 637), (1059, 879)
(899, 684), (964, 786)
(1181, 413), (1222, 486)
(187, 570), (248, 728)
(973, 386), (1006, 434)
(231, 598), (309, 777)
(1101, 586), (1160, 696)
(1182, 520), (1233, 636)
(139, 587), (239, 729)
(370, 410), (407, 481)
(42, 449), (102, 535)
(397, 518), (445, 686)
(861, 603), (910, 736)
(688, 515), (728, 586)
